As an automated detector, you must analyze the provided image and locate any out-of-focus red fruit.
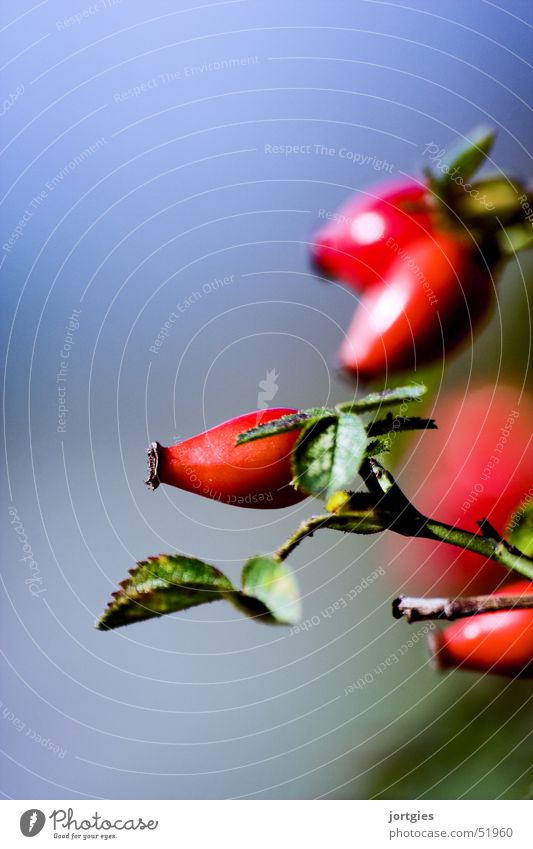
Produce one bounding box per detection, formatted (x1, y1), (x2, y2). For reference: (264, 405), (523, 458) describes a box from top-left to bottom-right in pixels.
(339, 232), (494, 379)
(389, 387), (533, 596)
(311, 179), (433, 291)
(146, 408), (306, 509)
(429, 580), (533, 678)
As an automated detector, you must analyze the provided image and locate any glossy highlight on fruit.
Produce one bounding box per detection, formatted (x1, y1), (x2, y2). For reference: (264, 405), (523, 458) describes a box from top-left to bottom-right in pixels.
(146, 408), (306, 508)
(429, 581), (533, 678)
(312, 179), (433, 291)
(339, 232), (494, 379)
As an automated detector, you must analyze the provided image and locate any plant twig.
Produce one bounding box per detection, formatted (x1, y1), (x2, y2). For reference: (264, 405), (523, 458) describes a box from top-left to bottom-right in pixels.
(393, 593), (533, 623)
(363, 459), (533, 579)
(274, 515), (337, 561)
(417, 518), (533, 580)
(273, 460), (533, 580)
(273, 509), (389, 561)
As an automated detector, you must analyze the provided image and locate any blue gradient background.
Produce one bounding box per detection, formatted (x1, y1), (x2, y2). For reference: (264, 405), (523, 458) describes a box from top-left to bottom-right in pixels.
(1, 0), (532, 799)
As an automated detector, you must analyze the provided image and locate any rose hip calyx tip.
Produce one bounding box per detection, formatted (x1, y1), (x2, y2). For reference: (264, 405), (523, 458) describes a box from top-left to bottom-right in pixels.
(146, 442), (161, 491)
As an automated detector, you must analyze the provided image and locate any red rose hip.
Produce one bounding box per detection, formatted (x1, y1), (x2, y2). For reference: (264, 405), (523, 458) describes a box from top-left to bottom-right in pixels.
(339, 232), (494, 379)
(312, 179), (433, 291)
(146, 408), (306, 508)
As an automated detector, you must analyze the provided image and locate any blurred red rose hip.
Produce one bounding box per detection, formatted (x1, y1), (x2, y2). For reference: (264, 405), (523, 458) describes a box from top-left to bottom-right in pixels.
(339, 232), (495, 379)
(312, 179), (433, 291)
(388, 386), (533, 595)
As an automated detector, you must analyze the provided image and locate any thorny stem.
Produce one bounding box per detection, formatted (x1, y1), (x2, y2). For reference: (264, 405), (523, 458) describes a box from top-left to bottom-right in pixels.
(393, 594), (533, 623)
(416, 518), (533, 580)
(363, 457), (533, 581)
(273, 459), (533, 583)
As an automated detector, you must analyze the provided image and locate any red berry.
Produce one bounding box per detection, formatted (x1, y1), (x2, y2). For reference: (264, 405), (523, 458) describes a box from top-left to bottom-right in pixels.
(146, 408), (306, 509)
(311, 179), (433, 291)
(339, 232), (494, 379)
(429, 581), (533, 677)
(389, 387), (533, 596)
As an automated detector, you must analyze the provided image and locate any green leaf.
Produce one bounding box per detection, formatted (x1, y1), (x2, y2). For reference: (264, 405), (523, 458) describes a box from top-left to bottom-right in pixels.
(236, 408), (335, 445)
(98, 554), (235, 630)
(233, 555), (301, 625)
(292, 413), (368, 500)
(452, 176), (528, 227)
(99, 553), (303, 630)
(507, 498), (533, 558)
(435, 126), (496, 191)
(337, 384), (427, 414)
(367, 415), (437, 438)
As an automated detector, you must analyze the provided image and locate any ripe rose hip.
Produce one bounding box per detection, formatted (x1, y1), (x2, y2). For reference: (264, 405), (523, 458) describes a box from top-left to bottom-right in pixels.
(146, 408), (306, 508)
(389, 386), (533, 596)
(339, 232), (494, 379)
(429, 581), (533, 678)
(311, 179), (433, 291)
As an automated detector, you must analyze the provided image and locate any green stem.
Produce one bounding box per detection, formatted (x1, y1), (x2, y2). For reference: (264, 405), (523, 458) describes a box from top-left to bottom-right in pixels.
(417, 518), (533, 580)
(274, 459), (533, 579)
(274, 516), (335, 562)
(273, 502), (533, 579)
(273, 510), (387, 562)
(363, 458), (533, 580)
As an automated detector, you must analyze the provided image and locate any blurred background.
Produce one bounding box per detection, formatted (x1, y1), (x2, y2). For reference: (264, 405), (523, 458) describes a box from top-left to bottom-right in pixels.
(1, 0), (532, 800)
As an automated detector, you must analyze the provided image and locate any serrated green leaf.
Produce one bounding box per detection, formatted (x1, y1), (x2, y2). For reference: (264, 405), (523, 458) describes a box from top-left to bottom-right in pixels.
(292, 413), (368, 500)
(98, 554), (235, 630)
(337, 384), (427, 414)
(433, 126), (496, 193)
(99, 553), (304, 630)
(236, 408), (336, 445)
(233, 555), (301, 625)
(507, 498), (533, 557)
